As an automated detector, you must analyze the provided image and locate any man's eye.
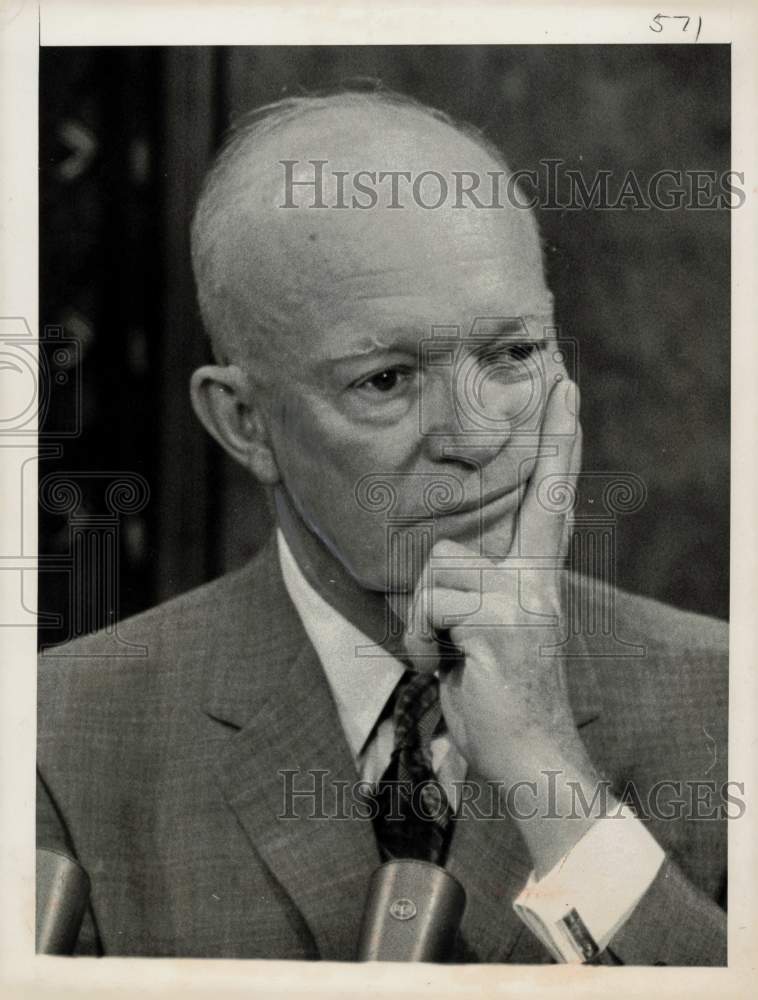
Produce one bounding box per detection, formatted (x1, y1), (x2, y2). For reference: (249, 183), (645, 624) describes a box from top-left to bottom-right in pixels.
(354, 368), (411, 393)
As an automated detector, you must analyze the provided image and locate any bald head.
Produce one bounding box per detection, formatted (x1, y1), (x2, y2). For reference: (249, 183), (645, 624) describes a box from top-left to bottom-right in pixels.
(190, 89), (551, 370)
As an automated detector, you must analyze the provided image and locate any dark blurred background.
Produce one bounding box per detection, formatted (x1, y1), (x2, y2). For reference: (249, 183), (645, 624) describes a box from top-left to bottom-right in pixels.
(38, 45), (730, 647)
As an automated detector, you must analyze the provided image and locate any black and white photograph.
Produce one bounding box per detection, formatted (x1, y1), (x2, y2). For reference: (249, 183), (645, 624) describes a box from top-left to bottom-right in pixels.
(1, 3), (757, 996)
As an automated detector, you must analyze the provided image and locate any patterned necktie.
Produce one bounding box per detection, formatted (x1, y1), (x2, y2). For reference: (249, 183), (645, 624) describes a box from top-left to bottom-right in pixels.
(372, 671), (454, 865)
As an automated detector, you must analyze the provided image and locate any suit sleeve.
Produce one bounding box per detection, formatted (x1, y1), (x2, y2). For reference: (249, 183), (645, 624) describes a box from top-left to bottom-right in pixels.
(604, 639), (729, 966)
(599, 856), (726, 966)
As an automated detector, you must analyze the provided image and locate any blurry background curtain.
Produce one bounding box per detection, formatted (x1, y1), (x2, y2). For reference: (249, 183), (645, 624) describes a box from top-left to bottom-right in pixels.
(39, 45), (730, 647)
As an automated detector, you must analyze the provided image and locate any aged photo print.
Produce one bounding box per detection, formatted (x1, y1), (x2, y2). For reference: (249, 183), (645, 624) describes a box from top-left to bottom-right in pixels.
(34, 40), (732, 962)
(2, 4), (757, 998)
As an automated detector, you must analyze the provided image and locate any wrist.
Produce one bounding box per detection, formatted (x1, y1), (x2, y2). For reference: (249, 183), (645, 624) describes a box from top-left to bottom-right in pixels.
(476, 724), (597, 788)
(491, 750), (610, 878)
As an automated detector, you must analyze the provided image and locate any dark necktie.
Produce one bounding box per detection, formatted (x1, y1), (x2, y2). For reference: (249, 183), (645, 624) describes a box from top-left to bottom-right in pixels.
(371, 671), (454, 865)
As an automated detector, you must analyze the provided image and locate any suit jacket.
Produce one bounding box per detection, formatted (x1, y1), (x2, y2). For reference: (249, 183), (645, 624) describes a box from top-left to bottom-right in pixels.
(37, 534), (728, 964)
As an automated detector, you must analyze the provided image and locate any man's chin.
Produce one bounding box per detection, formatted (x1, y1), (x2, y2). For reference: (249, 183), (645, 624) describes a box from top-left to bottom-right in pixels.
(431, 483), (523, 562)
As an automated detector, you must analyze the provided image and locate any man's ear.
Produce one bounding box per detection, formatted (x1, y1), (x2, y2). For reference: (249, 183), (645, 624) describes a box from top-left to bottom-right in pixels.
(189, 364), (279, 485)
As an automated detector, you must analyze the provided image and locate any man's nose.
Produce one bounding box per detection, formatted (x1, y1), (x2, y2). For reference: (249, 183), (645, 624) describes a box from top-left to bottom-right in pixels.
(420, 372), (513, 468)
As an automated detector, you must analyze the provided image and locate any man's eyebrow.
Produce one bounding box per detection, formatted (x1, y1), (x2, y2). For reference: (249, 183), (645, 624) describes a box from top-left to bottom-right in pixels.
(317, 315), (552, 373)
(317, 327), (427, 368)
(425, 315), (553, 342)
(463, 316), (548, 339)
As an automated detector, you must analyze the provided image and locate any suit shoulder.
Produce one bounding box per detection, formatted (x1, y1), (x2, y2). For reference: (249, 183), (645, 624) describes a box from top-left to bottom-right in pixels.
(610, 583), (728, 658)
(572, 581), (729, 747)
(37, 542), (278, 714)
(40, 561), (253, 663)
(573, 577), (729, 660)
(566, 577), (728, 726)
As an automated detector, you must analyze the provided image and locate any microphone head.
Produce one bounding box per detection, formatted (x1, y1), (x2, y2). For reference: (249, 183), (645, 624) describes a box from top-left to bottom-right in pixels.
(36, 848), (90, 954)
(357, 859), (466, 962)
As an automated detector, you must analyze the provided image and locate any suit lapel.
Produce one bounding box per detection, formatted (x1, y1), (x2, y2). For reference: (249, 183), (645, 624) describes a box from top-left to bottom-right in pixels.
(204, 538), (380, 960)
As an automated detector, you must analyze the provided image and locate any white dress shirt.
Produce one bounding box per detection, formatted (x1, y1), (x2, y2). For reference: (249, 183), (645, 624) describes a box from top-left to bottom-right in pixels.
(276, 528), (468, 810)
(276, 528), (665, 963)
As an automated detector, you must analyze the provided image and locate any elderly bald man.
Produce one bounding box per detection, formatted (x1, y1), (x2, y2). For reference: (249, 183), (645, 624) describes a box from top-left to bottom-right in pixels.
(37, 89), (728, 965)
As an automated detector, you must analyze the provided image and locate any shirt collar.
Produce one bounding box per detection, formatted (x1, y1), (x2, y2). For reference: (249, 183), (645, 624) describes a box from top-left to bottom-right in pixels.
(276, 528), (406, 762)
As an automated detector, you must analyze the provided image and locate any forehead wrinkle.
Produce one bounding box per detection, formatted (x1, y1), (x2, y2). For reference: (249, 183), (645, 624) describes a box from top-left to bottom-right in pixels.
(325, 250), (509, 284)
(324, 257), (542, 295)
(322, 328), (428, 361)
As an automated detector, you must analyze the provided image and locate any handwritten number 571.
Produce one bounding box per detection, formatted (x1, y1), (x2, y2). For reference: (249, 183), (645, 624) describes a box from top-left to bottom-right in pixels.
(650, 14), (703, 41)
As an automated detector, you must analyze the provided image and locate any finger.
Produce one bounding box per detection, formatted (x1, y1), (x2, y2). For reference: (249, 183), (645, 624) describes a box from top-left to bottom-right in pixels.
(560, 418), (583, 563)
(402, 584), (478, 673)
(426, 538), (498, 592)
(515, 379), (580, 559)
(417, 537), (529, 600)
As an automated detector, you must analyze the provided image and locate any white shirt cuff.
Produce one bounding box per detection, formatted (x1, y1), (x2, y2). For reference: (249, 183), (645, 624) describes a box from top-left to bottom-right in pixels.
(512, 805), (665, 963)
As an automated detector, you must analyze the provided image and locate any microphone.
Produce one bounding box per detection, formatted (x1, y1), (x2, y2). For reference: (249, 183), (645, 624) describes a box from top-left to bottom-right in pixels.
(357, 859), (466, 962)
(36, 848), (90, 954)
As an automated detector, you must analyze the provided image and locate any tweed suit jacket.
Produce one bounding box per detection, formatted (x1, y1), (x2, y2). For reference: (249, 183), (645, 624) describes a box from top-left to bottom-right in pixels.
(37, 534), (728, 964)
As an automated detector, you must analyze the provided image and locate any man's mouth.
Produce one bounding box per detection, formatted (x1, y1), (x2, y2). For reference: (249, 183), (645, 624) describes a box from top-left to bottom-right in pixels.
(429, 479), (526, 535)
(440, 481), (522, 517)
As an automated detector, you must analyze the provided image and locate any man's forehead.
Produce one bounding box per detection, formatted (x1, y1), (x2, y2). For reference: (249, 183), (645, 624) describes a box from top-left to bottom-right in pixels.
(251, 101), (502, 189)
(217, 98), (541, 248)
(236, 174), (544, 297)
(208, 98), (551, 363)
(294, 247), (553, 334)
